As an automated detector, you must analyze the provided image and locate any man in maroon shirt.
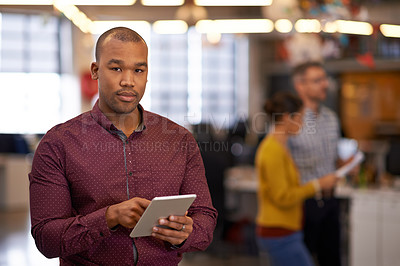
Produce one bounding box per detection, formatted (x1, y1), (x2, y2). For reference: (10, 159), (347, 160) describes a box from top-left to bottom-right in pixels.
(29, 27), (217, 265)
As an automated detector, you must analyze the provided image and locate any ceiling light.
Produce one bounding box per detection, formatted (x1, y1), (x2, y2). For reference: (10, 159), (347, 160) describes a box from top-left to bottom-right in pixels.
(336, 20), (373, 35)
(69, 0), (136, 5)
(207, 32), (221, 44)
(91, 20), (151, 34)
(0, 0), (136, 4)
(294, 19), (321, 33)
(141, 0), (184, 6)
(153, 20), (188, 34)
(380, 24), (400, 38)
(194, 0), (272, 6)
(196, 19), (274, 34)
(322, 21), (338, 33)
(53, 1), (93, 33)
(0, 0), (53, 4)
(275, 19), (292, 33)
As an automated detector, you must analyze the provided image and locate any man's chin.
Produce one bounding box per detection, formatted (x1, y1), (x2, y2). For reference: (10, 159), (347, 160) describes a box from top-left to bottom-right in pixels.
(113, 104), (138, 115)
(316, 94), (327, 102)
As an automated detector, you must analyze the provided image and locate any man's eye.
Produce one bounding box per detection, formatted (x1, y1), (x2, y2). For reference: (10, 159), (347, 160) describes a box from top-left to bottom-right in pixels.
(135, 69), (143, 73)
(111, 67), (122, 72)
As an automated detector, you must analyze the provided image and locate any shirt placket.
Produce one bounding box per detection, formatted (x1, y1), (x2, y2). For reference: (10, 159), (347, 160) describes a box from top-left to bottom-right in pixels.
(121, 134), (139, 265)
(126, 138), (134, 197)
(316, 116), (327, 177)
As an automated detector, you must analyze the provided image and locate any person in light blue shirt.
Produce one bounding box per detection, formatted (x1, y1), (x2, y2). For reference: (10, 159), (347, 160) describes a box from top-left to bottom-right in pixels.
(288, 61), (341, 266)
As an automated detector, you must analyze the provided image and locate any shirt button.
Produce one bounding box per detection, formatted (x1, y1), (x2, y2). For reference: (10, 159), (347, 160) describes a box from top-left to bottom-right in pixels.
(129, 172), (133, 176)
(100, 232), (104, 237)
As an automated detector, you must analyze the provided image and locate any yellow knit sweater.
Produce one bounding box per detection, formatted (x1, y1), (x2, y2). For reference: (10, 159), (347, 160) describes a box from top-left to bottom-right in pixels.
(255, 135), (316, 231)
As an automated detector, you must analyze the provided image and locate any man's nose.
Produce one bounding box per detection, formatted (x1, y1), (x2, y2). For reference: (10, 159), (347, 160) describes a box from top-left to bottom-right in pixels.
(319, 76), (329, 88)
(121, 71), (135, 87)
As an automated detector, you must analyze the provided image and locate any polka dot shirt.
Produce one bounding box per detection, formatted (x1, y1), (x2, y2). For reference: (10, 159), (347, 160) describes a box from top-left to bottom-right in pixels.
(29, 102), (217, 265)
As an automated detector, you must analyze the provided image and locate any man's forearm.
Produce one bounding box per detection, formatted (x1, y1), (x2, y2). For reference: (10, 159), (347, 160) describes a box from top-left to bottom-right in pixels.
(32, 207), (111, 258)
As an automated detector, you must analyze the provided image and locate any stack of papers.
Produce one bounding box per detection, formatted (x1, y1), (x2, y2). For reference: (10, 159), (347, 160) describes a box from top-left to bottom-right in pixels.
(335, 151), (365, 178)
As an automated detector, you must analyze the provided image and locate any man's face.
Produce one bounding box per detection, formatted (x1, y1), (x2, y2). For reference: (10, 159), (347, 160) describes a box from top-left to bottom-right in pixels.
(91, 38), (148, 115)
(300, 66), (329, 103)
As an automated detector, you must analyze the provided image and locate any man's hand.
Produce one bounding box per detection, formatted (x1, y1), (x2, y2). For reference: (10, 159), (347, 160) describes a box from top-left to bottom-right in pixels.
(318, 173), (339, 191)
(106, 197), (151, 229)
(151, 214), (193, 246)
(338, 156), (361, 177)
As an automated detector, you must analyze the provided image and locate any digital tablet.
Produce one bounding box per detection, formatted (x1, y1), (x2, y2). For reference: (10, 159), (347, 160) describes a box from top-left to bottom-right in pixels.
(130, 194), (197, 238)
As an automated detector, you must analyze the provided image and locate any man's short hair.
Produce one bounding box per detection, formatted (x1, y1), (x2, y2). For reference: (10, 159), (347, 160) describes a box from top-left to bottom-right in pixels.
(292, 61), (324, 82)
(95, 27), (146, 62)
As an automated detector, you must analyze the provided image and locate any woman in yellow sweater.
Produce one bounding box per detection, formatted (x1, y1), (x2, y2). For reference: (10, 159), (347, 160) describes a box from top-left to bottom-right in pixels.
(255, 92), (338, 266)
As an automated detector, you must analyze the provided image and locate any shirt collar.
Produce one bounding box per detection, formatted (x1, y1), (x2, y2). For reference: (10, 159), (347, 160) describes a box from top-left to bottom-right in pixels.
(135, 106), (146, 132)
(304, 107), (316, 119)
(90, 100), (146, 133)
(304, 105), (330, 120)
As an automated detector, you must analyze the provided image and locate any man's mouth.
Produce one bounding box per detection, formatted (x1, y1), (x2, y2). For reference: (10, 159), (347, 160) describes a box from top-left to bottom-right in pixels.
(117, 91), (137, 102)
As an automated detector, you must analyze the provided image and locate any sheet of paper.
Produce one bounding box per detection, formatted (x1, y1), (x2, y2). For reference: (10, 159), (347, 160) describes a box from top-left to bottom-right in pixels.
(338, 138), (358, 161)
(335, 151), (364, 178)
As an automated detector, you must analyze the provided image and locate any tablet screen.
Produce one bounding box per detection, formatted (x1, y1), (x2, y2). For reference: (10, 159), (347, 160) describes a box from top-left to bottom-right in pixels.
(130, 194), (196, 238)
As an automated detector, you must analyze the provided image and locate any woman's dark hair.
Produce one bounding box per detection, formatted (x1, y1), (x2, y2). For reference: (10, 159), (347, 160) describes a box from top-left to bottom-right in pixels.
(264, 92), (303, 122)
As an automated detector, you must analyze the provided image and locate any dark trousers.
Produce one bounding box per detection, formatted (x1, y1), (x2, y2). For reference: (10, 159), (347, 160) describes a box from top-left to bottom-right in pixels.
(303, 197), (341, 266)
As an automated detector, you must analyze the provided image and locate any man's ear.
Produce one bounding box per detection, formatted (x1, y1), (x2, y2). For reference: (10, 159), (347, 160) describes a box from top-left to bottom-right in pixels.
(294, 81), (305, 97)
(90, 62), (99, 80)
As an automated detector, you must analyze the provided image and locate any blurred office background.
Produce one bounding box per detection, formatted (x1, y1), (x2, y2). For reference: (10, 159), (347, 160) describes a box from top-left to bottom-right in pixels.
(0, 1), (400, 265)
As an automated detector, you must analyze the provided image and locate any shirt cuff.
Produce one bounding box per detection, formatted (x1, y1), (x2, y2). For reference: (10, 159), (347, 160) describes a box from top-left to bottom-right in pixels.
(84, 207), (112, 240)
(165, 232), (193, 251)
(170, 240), (187, 250)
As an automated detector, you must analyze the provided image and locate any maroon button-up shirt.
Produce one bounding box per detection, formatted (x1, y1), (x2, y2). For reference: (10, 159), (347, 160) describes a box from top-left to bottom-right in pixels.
(29, 102), (217, 265)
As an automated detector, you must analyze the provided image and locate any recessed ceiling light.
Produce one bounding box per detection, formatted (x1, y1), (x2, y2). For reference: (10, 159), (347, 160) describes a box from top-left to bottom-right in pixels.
(141, 0), (183, 6)
(194, 0), (272, 6)
(336, 20), (373, 36)
(275, 19), (292, 33)
(380, 24), (400, 38)
(294, 19), (321, 33)
(153, 20), (188, 34)
(0, 0), (136, 4)
(196, 19), (274, 34)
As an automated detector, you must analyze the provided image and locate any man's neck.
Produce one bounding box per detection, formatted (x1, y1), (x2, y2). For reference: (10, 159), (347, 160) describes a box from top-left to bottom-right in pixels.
(303, 99), (320, 114)
(107, 109), (141, 137)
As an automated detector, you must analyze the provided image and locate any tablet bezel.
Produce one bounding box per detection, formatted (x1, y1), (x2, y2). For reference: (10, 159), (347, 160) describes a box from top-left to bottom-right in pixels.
(129, 194), (197, 238)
